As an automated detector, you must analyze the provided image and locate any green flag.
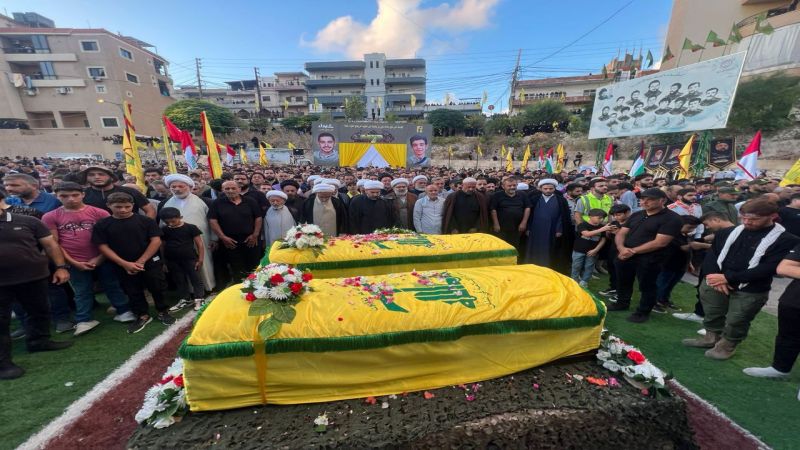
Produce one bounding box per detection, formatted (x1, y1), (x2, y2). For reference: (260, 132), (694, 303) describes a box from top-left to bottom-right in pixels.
(601, 64), (608, 79)
(756, 15), (774, 35)
(645, 50), (653, 68)
(706, 30), (726, 47)
(662, 45), (674, 63)
(682, 37), (704, 52)
(728, 24), (743, 44)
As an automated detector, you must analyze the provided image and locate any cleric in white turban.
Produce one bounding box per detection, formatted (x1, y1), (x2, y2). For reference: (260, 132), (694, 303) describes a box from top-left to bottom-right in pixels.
(538, 178), (558, 188)
(263, 190), (295, 247)
(164, 173), (195, 188)
(311, 183), (336, 194)
(390, 178), (409, 188)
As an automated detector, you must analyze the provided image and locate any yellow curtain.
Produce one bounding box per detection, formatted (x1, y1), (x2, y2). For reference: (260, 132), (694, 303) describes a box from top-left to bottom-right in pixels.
(339, 142), (371, 166)
(374, 143), (407, 168)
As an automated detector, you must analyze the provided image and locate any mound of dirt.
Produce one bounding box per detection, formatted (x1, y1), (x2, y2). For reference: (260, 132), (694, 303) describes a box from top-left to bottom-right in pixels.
(128, 358), (695, 449)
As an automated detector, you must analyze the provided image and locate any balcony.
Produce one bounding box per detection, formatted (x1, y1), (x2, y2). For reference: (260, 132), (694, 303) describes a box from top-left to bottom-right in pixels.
(274, 82), (305, 91)
(305, 78), (365, 87)
(305, 61), (365, 71)
(384, 59), (425, 69)
(735, 3), (800, 35)
(511, 95), (593, 107)
(31, 78), (87, 88)
(4, 52), (77, 63)
(310, 95), (367, 105)
(385, 93), (426, 104)
(384, 76), (425, 85)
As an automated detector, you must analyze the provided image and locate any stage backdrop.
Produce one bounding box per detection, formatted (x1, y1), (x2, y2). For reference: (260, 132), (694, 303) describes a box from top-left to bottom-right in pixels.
(312, 122), (433, 168)
(588, 52), (746, 139)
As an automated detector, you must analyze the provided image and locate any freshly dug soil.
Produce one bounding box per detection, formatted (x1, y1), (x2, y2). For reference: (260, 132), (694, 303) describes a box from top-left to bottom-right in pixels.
(128, 357), (696, 449)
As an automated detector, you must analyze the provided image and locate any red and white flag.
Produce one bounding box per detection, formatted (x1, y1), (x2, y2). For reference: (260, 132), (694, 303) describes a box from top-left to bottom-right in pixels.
(736, 130), (762, 180)
(602, 141), (614, 176)
(180, 130), (197, 170)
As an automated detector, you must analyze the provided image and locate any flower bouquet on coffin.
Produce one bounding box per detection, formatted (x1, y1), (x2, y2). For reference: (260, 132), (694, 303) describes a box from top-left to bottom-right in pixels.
(280, 224), (326, 257)
(373, 227), (416, 235)
(596, 333), (672, 398)
(241, 264), (313, 339)
(135, 358), (189, 429)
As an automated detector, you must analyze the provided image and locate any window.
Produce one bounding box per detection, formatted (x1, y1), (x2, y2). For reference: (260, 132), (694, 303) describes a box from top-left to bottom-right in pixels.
(60, 111), (89, 128)
(80, 40), (99, 52)
(119, 47), (134, 60)
(101, 117), (119, 128)
(38, 62), (56, 80)
(370, 61), (373, 68)
(158, 80), (170, 97)
(296, 96), (303, 102)
(376, 79), (380, 86)
(370, 79), (374, 86)
(261, 95), (270, 101)
(95, 85), (106, 93)
(125, 72), (139, 84)
(31, 35), (49, 53)
(375, 61), (379, 68)
(87, 67), (107, 78)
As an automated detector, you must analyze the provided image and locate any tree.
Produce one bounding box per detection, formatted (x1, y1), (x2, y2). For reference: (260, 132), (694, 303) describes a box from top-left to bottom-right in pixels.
(163, 99), (239, 134)
(426, 108), (466, 136)
(344, 96), (366, 120)
(513, 100), (572, 135)
(281, 114), (320, 133)
(484, 114), (512, 136)
(248, 117), (272, 133)
(465, 114), (486, 136)
(727, 74), (800, 132)
(385, 112), (399, 123)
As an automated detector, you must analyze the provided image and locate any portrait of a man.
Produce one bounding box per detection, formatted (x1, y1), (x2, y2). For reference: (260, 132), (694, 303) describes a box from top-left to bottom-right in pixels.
(408, 134), (429, 167)
(314, 132), (339, 165)
(700, 87), (721, 106)
(645, 80), (661, 98)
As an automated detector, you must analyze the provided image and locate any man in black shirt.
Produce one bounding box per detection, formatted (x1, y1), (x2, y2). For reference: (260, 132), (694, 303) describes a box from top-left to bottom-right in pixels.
(744, 243), (800, 384)
(443, 178), (488, 233)
(348, 180), (395, 234)
(684, 199), (800, 359)
(233, 171), (268, 215)
(490, 178), (531, 250)
(608, 188), (683, 323)
(80, 166), (155, 219)
(778, 193), (800, 236)
(208, 181), (263, 282)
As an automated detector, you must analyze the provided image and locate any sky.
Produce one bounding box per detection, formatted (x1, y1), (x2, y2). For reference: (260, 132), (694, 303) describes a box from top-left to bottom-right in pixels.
(4, 0), (673, 112)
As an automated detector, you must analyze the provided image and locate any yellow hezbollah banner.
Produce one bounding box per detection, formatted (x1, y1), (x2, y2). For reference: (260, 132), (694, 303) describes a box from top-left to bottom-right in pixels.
(262, 232), (517, 278)
(181, 265), (605, 411)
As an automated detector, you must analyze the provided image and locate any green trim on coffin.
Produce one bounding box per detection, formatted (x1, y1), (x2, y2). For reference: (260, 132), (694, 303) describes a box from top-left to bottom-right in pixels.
(262, 248), (518, 272)
(179, 294), (605, 360)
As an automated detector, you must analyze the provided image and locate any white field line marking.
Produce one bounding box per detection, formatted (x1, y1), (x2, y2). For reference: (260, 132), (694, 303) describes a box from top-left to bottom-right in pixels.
(669, 379), (771, 450)
(17, 311), (196, 450)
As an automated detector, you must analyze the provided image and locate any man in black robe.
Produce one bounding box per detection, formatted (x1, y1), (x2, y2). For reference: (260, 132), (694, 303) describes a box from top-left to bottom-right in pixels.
(348, 180), (395, 234)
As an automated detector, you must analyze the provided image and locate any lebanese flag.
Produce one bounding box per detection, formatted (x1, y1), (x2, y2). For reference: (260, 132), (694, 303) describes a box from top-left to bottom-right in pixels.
(736, 130), (762, 180)
(602, 141), (614, 176)
(180, 130), (198, 170)
(162, 116), (183, 142)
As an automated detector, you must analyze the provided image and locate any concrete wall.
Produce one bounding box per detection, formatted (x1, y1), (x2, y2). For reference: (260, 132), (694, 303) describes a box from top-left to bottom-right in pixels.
(0, 128), (120, 159)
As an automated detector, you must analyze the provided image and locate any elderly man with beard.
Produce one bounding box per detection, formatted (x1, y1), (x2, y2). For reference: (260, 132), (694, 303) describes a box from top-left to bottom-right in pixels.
(442, 177), (488, 234)
(233, 171), (268, 215)
(526, 178), (574, 273)
(410, 175), (428, 196)
(383, 178), (417, 230)
(280, 180), (305, 223)
(263, 190), (296, 248)
(80, 166), (155, 219)
(302, 183), (348, 237)
(489, 178), (531, 251)
(413, 184), (444, 234)
(208, 181), (262, 283)
(349, 180), (395, 234)
(160, 174), (216, 293)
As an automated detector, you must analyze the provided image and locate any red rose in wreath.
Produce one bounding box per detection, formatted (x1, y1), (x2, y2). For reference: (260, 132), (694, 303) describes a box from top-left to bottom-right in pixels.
(627, 350), (646, 365)
(290, 282), (303, 294)
(173, 374), (184, 388)
(245, 292), (256, 302)
(302, 272), (313, 282)
(270, 273), (285, 285)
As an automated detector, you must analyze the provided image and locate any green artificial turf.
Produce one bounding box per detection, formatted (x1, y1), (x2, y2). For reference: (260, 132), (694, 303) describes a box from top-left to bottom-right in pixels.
(0, 296), (188, 450)
(588, 276), (800, 450)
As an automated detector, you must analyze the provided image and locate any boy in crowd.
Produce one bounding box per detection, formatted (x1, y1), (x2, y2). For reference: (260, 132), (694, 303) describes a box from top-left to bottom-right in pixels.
(160, 207), (206, 312)
(92, 193), (175, 333)
(42, 182), (134, 336)
(571, 209), (610, 288)
(652, 215), (702, 313)
(599, 204), (632, 301)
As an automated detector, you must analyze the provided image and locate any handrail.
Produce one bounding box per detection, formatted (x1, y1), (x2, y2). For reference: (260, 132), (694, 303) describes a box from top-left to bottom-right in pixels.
(735, 1), (797, 28)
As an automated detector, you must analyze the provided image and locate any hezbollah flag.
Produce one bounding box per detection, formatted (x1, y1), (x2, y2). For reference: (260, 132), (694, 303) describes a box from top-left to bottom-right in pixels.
(677, 135), (695, 180)
(240, 148), (249, 164)
(476, 145), (483, 157)
(555, 143), (565, 172)
(259, 142), (269, 165)
(780, 158), (800, 186)
(505, 147), (513, 172)
(201, 111), (224, 179)
(521, 145), (531, 171)
(122, 101), (144, 191)
(500, 145), (507, 158)
(160, 119), (178, 174)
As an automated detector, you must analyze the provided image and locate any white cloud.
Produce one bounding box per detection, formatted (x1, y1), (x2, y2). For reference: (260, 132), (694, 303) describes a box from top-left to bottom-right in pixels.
(301, 0), (500, 58)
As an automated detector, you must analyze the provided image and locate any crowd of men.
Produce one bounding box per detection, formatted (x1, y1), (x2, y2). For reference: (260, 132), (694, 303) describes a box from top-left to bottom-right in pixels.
(1, 156), (799, 401)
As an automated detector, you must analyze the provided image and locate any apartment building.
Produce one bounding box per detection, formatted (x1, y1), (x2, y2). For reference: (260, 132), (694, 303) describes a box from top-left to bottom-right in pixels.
(304, 53), (426, 120)
(0, 12), (175, 158)
(661, 0), (800, 76)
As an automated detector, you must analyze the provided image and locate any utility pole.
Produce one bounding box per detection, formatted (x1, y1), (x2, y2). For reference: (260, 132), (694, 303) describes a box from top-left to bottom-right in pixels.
(253, 67), (263, 117)
(508, 49), (522, 115)
(195, 58), (203, 97)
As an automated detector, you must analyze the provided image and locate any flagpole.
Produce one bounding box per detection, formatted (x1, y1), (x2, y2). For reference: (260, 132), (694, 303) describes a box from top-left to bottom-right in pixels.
(698, 47), (705, 62)
(676, 48), (684, 67)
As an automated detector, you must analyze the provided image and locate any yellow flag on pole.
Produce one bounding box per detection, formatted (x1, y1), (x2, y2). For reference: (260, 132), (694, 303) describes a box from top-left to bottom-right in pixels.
(283, 99), (289, 111)
(287, 142), (296, 150)
(410, 94), (417, 108)
(518, 88), (526, 101)
(313, 97), (320, 112)
(500, 145), (507, 158)
(122, 101), (144, 191)
(677, 135), (695, 180)
(521, 144), (531, 171)
(201, 111), (224, 179)
(555, 143), (565, 172)
(477, 145), (483, 157)
(240, 149), (249, 164)
(259, 142), (269, 165)
(505, 146), (514, 172)
(448, 145), (453, 157)
(160, 119), (177, 174)
(780, 158), (800, 186)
